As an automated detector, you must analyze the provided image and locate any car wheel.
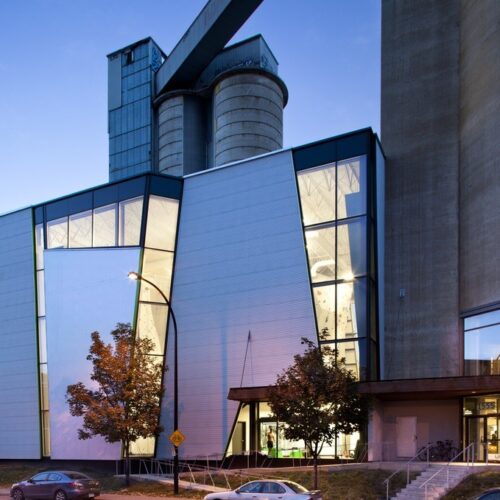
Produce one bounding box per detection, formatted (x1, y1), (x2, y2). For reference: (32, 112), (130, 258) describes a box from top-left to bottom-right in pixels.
(12, 488), (24, 500)
(54, 490), (67, 500)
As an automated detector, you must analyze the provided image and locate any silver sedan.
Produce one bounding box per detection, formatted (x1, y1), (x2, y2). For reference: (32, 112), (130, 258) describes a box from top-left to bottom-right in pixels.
(204, 479), (322, 500)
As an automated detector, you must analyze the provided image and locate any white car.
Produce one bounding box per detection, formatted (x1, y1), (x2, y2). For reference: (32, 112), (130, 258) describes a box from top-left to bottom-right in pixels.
(204, 479), (322, 500)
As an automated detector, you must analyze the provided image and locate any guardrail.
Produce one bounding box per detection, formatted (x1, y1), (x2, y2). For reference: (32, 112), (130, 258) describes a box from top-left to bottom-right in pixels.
(419, 442), (475, 500)
(383, 443), (432, 500)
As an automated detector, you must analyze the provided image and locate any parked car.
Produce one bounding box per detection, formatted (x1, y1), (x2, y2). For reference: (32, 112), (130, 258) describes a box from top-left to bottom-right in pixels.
(203, 479), (322, 500)
(475, 489), (500, 500)
(10, 471), (100, 500)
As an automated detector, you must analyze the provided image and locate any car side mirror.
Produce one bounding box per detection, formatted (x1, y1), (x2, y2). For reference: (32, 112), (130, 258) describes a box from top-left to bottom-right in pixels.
(28, 479), (35, 484)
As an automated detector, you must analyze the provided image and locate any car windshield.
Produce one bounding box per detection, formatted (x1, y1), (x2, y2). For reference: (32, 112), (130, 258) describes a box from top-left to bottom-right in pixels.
(283, 481), (308, 493)
(65, 473), (89, 480)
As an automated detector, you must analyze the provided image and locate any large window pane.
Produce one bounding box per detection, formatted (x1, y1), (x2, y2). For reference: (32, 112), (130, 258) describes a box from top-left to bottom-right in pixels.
(335, 340), (366, 381)
(297, 163), (335, 226)
(145, 195), (179, 251)
(119, 196), (143, 246)
(465, 324), (500, 376)
(313, 285), (335, 341)
(42, 410), (51, 457)
(40, 364), (49, 411)
(93, 204), (117, 247)
(36, 271), (45, 316)
(337, 156), (366, 220)
(140, 249), (174, 303)
(337, 279), (366, 340)
(69, 210), (92, 248)
(305, 226), (335, 283)
(38, 317), (47, 363)
(465, 310), (500, 331)
(337, 218), (366, 280)
(136, 302), (168, 355)
(129, 436), (155, 456)
(35, 224), (44, 270)
(46, 217), (68, 249)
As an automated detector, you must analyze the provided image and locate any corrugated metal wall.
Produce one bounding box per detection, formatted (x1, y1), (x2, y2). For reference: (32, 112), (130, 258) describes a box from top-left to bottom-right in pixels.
(157, 150), (316, 458)
(0, 209), (40, 459)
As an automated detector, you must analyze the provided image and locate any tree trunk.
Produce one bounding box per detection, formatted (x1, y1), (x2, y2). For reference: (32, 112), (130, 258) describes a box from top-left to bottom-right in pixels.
(125, 440), (130, 487)
(313, 454), (318, 490)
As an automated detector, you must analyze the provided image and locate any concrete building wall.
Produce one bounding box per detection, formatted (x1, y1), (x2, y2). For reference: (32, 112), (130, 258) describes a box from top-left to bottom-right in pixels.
(157, 150), (316, 458)
(374, 399), (460, 461)
(382, 0), (461, 379)
(0, 209), (40, 459)
(213, 73), (284, 167)
(459, 0), (500, 311)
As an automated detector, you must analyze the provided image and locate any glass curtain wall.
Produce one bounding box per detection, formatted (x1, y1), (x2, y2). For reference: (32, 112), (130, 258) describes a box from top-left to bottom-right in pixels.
(35, 223), (50, 456)
(129, 195), (179, 456)
(296, 155), (375, 380)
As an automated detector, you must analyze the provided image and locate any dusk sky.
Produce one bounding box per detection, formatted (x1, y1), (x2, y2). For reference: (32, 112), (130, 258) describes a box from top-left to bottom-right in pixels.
(0, 0), (380, 214)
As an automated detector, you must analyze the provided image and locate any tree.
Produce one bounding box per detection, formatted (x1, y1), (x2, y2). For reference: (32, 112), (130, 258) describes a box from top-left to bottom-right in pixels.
(66, 323), (164, 485)
(267, 336), (370, 490)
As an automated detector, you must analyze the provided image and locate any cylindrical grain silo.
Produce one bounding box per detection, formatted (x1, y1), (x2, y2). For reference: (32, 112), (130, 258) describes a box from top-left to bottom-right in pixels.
(157, 95), (184, 176)
(213, 71), (287, 167)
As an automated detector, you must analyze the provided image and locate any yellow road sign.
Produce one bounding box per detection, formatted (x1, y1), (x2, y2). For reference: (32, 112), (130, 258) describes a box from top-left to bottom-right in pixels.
(169, 429), (185, 447)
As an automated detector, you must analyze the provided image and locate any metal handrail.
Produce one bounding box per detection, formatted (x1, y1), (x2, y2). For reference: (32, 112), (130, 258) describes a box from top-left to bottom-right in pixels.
(384, 443), (432, 500)
(419, 442), (475, 499)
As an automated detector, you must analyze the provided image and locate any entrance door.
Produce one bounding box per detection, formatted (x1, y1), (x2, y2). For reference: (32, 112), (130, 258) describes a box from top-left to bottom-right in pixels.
(232, 422), (246, 454)
(396, 417), (417, 458)
(465, 416), (500, 462)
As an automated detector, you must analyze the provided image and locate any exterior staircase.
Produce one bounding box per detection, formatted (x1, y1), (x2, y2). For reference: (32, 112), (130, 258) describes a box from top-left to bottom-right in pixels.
(391, 464), (472, 500)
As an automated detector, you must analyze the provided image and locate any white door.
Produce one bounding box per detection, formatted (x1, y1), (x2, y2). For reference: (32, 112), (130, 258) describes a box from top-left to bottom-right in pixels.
(396, 416), (417, 457)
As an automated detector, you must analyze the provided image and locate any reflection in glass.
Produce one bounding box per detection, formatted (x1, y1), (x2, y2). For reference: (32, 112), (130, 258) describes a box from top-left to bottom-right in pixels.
(297, 164), (335, 225)
(136, 302), (168, 355)
(305, 226), (335, 283)
(336, 341), (361, 380)
(47, 217), (68, 249)
(129, 436), (155, 456)
(140, 249), (174, 303)
(38, 317), (47, 363)
(337, 280), (366, 340)
(93, 204), (117, 247)
(119, 196), (143, 246)
(36, 271), (45, 316)
(465, 324), (500, 376)
(145, 196), (179, 251)
(40, 364), (49, 411)
(35, 224), (44, 270)
(465, 310), (500, 332)
(42, 410), (51, 456)
(337, 218), (366, 280)
(313, 285), (335, 341)
(69, 210), (92, 248)
(337, 156), (366, 220)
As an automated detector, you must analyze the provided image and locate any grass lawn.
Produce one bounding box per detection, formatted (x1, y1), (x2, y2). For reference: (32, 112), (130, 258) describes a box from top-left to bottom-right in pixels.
(0, 463), (413, 499)
(443, 470), (500, 500)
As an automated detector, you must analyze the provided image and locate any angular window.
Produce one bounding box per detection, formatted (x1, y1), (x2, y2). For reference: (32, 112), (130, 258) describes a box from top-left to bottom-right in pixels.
(337, 156), (366, 220)
(35, 224), (44, 270)
(136, 303), (168, 355)
(313, 285), (335, 341)
(145, 195), (179, 251)
(36, 271), (45, 316)
(93, 204), (117, 247)
(119, 196), (143, 246)
(305, 226), (335, 283)
(337, 279), (366, 340)
(46, 217), (68, 249)
(69, 210), (92, 248)
(335, 340), (366, 381)
(337, 218), (366, 280)
(38, 317), (47, 363)
(40, 364), (49, 411)
(297, 163), (335, 225)
(464, 310), (500, 376)
(139, 249), (174, 303)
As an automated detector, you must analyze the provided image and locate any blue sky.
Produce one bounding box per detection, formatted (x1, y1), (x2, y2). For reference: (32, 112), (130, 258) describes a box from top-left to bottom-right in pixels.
(0, 0), (380, 214)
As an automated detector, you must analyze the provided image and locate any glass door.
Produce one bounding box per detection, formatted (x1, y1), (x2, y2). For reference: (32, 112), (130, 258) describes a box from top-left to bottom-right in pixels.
(466, 416), (486, 461)
(487, 416), (500, 461)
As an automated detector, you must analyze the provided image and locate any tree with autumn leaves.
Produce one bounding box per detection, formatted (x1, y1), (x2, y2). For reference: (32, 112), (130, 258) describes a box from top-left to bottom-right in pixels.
(66, 323), (164, 485)
(268, 337), (370, 490)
